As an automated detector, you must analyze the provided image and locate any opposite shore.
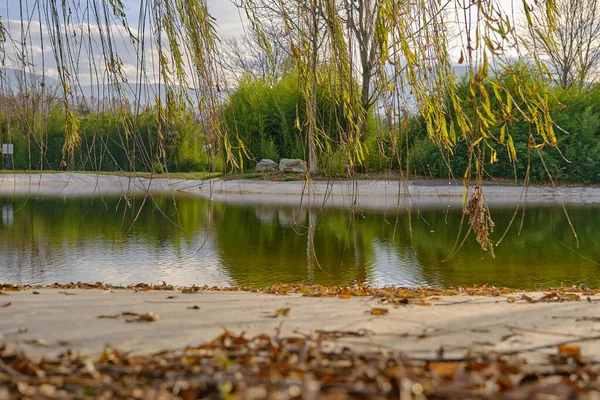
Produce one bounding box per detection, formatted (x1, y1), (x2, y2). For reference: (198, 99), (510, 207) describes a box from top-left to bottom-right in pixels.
(2, 172), (600, 209)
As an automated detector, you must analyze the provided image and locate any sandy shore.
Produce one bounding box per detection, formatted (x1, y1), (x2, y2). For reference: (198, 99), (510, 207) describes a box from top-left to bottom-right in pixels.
(2, 172), (600, 209)
(2, 288), (600, 363)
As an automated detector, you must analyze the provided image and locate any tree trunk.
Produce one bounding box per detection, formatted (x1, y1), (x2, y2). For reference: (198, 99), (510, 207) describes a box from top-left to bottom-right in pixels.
(308, 1), (319, 176)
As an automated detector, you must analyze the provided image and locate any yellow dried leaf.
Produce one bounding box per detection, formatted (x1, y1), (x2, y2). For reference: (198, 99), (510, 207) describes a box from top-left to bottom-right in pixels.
(558, 344), (581, 358)
(370, 308), (389, 315)
(428, 362), (457, 379)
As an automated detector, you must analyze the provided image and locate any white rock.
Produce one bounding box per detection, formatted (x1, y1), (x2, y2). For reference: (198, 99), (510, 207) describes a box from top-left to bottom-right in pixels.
(278, 158), (307, 173)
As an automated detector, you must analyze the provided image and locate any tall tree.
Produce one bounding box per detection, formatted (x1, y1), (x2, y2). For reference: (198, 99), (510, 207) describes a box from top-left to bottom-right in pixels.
(344, 0), (380, 139)
(524, 0), (600, 87)
(219, 24), (292, 84)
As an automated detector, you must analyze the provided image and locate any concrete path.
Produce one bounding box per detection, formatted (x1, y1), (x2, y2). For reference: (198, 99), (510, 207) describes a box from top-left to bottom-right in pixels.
(3, 173), (600, 209)
(2, 289), (600, 363)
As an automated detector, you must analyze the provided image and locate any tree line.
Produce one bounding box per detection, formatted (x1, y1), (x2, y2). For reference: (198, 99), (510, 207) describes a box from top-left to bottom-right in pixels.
(3, 61), (600, 186)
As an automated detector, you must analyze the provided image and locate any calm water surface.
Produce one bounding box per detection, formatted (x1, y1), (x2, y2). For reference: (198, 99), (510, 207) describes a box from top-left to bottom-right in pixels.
(1, 195), (598, 289)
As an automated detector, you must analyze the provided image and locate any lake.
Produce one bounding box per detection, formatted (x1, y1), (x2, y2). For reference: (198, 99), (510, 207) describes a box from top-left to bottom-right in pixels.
(1, 194), (598, 288)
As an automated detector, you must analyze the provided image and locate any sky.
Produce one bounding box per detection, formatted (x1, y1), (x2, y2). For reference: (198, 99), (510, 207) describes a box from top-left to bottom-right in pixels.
(0, 0), (523, 86)
(0, 0), (249, 95)
(0, 0), (243, 35)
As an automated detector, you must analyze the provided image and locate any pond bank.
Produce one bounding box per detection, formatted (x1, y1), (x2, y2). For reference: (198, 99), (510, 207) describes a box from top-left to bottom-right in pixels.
(2, 172), (600, 209)
(3, 287), (600, 398)
(2, 288), (600, 362)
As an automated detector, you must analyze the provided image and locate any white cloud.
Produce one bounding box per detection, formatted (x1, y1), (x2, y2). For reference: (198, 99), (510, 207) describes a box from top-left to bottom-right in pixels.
(0, 0), (246, 84)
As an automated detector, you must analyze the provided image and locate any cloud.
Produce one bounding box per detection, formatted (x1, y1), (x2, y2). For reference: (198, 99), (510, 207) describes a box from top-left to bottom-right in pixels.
(0, 0), (245, 86)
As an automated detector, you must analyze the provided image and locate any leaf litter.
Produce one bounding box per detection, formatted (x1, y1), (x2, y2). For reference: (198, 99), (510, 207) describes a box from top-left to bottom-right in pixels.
(1, 328), (600, 399)
(2, 282), (598, 301)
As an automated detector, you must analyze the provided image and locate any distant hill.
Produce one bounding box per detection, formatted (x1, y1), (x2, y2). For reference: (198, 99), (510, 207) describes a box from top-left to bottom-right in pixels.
(0, 64), (470, 110)
(0, 67), (202, 107)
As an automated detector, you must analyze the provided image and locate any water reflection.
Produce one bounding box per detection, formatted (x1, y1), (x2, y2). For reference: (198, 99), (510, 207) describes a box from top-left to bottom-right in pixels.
(0, 194), (599, 289)
(1, 200), (12, 226)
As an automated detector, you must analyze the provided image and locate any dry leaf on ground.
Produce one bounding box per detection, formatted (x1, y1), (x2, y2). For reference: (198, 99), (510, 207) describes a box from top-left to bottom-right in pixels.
(97, 312), (158, 322)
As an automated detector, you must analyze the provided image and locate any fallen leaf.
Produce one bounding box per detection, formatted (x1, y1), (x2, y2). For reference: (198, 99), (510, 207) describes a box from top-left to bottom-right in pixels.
(0, 291), (8, 296)
(32, 291), (40, 295)
(577, 316), (600, 322)
(558, 344), (581, 358)
(57, 340), (77, 346)
(187, 305), (200, 310)
(182, 286), (201, 294)
(264, 308), (291, 318)
(520, 294), (534, 303)
(126, 313), (158, 322)
(537, 292), (559, 302)
(166, 296), (176, 299)
(384, 297), (409, 305)
(501, 333), (521, 342)
(1, 302), (11, 308)
(24, 338), (51, 347)
(338, 293), (352, 299)
(1, 285), (23, 292)
(428, 362), (457, 379)
(507, 296), (516, 303)
(473, 341), (495, 346)
(370, 308), (389, 315)
(97, 312), (159, 323)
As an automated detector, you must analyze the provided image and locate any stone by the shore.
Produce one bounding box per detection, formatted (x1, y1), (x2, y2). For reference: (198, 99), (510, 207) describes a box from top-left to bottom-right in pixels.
(279, 158), (307, 173)
(255, 159), (279, 172)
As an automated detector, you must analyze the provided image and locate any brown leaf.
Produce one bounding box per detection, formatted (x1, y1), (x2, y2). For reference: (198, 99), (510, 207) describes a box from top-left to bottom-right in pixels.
(187, 305), (200, 310)
(1, 302), (11, 308)
(127, 313), (158, 322)
(370, 308), (389, 315)
(520, 294), (534, 303)
(97, 312), (159, 323)
(57, 339), (76, 346)
(166, 296), (176, 299)
(182, 286), (201, 294)
(338, 293), (352, 299)
(501, 333), (521, 342)
(537, 292), (559, 302)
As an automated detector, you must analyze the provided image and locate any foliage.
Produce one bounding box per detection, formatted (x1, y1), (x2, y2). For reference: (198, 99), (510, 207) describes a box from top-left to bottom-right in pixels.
(223, 71), (374, 172)
(408, 68), (600, 185)
(2, 105), (211, 173)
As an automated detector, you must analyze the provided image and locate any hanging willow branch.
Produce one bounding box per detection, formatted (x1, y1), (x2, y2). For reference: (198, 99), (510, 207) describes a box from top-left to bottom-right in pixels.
(0, 0), (560, 252)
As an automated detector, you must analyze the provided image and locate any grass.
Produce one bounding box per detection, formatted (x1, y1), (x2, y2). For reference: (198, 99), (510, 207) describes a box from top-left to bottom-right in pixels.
(0, 170), (222, 180)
